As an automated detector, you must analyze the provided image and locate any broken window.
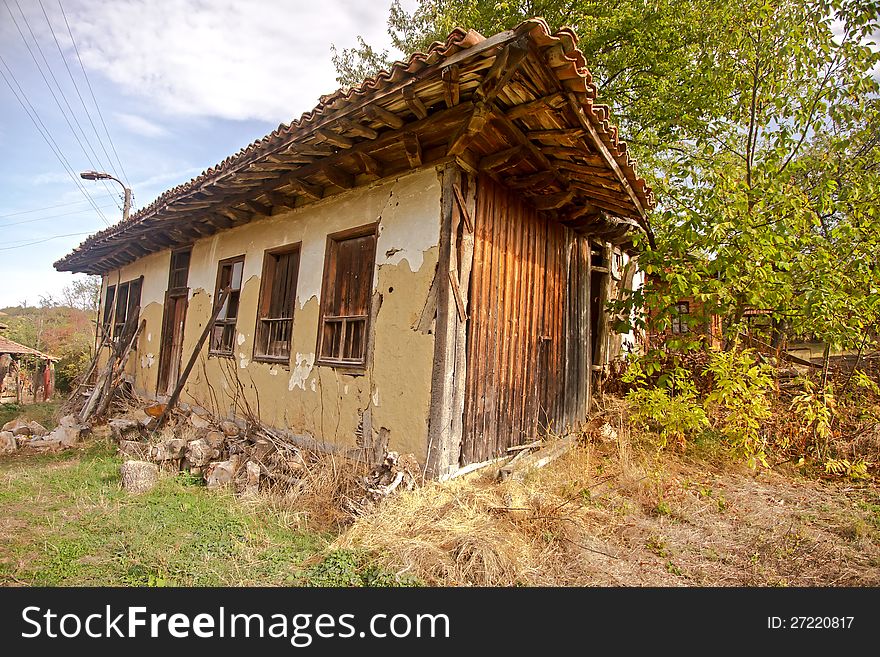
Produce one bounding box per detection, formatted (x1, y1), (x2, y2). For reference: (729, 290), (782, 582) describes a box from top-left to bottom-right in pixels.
(168, 248), (191, 290)
(317, 225), (377, 368)
(671, 301), (690, 334)
(112, 278), (142, 338)
(255, 245), (300, 362)
(102, 284), (116, 337)
(210, 256), (245, 356)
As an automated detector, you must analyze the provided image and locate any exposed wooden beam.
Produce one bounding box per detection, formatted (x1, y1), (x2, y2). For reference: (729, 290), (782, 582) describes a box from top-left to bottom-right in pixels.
(505, 170), (557, 190)
(218, 207), (251, 223)
(355, 151), (383, 179)
(316, 128), (353, 149)
(476, 38), (529, 103)
(242, 199), (272, 216)
(530, 189), (575, 211)
(403, 84), (428, 119)
(285, 178), (323, 201)
(268, 191), (296, 211)
(403, 132), (422, 168)
(337, 117), (378, 140)
(452, 182), (473, 232)
(542, 146), (606, 167)
(206, 213), (234, 229)
(478, 145), (523, 171)
(363, 104), (404, 129)
(322, 165), (355, 189)
(504, 92), (566, 121)
(554, 159), (619, 180)
(442, 64), (460, 108)
(447, 101), (491, 156)
(565, 93), (648, 222)
(527, 128), (584, 143)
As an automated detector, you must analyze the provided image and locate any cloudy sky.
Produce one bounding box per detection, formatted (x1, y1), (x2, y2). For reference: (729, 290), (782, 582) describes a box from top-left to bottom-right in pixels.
(0, 0), (414, 308)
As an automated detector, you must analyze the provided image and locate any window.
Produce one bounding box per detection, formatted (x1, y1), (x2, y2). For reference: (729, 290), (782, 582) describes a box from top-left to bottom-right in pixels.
(112, 278), (142, 338)
(210, 256), (245, 356)
(168, 248), (191, 290)
(317, 224), (377, 368)
(255, 245), (300, 362)
(102, 284), (116, 336)
(671, 301), (690, 334)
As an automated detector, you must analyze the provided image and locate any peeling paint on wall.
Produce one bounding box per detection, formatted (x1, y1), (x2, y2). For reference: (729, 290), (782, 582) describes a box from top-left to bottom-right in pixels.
(288, 352), (315, 391)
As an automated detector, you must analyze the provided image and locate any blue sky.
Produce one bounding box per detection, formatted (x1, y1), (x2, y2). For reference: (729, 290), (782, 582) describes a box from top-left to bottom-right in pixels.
(0, 0), (413, 308)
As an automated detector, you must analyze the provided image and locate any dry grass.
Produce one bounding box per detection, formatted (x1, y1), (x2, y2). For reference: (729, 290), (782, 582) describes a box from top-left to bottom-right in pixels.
(331, 407), (880, 587)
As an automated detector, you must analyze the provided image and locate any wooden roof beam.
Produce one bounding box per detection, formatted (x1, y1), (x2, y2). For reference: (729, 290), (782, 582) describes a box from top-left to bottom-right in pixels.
(337, 117), (378, 140)
(403, 85), (428, 120)
(504, 92), (566, 120)
(268, 191), (296, 211)
(505, 170), (557, 190)
(285, 178), (323, 201)
(316, 128), (354, 149)
(363, 104), (404, 130)
(442, 64), (460, 108)
(475, 38), (529, 104)
(530, 189), (575, 211)
(478, 145), (523, 171)
(241, 199), (272, 216)
(322, 165), (355, 189)
(447, 101), (491, 156)
(403, 132), (422, 168)
(356, 151), (383, 179)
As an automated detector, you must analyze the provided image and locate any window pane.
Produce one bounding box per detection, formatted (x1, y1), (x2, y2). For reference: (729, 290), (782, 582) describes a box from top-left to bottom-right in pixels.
(231, 260), (243, 289)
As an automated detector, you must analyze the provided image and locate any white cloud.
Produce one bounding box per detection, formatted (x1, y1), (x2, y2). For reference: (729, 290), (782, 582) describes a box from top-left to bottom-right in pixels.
(57, 0), (406, 123)
(115, 112), (169, 137)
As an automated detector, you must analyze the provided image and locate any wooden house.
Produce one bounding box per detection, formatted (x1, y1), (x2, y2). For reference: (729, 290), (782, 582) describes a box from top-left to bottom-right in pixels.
(55, 19), (654, 477)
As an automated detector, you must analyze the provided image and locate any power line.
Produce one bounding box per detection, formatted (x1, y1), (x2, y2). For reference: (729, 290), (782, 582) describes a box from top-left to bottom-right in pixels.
(4, 0), (121, 211)
(0, 54), (111, 226)
(38, 0), (124, 189)
(57, 0), (131, 193)
(0, 231), (94, 251)
(2, 202), (117, 227)
(0, 197), (95, 218)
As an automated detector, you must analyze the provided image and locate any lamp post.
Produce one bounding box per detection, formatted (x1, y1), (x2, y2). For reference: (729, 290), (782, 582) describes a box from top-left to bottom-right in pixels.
(80, 170), (131, 221)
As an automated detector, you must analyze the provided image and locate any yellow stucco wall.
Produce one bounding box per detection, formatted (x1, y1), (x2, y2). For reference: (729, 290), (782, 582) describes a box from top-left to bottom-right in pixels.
(101, 168), (442, 460)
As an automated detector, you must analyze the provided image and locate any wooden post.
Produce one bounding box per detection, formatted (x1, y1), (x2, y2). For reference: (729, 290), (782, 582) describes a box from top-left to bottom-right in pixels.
(426, 164), (474, 478)
(156, 287), (230, 429)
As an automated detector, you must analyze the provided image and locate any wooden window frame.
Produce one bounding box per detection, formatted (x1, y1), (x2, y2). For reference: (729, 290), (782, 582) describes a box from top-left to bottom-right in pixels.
(671, 301), (690, 335)
(111, 277), (142, 339)
(315, 223), (378, 370)
(253, 243), (301, 364)
(209, 255), (246, 357)
(102, 283), (116, 337)
(168, 247), (192, 293)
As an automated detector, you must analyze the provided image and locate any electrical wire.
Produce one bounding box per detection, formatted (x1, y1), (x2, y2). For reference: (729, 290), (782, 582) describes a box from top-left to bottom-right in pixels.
(0, 231), (94, 251)
(4, 0), (121, 211)
(0, 54), (111, 226)
(1, 202), (118, 227)
(57, 0), (131, 194)
(0, 197), (95, 218)
(38, 0), (125, 190)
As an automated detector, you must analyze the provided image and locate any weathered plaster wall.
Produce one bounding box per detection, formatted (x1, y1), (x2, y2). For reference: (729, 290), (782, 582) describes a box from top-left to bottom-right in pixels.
(99, 168), (442, 461)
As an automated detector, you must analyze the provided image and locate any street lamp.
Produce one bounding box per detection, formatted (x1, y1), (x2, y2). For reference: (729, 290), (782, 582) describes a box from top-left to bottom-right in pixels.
(80, 170), (131, 221)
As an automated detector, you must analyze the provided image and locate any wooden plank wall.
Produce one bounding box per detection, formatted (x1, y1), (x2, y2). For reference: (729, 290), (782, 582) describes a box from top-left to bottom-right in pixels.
(462, 174), (594, 464)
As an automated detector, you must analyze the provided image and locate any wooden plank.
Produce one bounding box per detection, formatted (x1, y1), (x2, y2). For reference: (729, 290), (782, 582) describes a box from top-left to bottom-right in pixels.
(363, 103), (404, 129)
(403, 132), (422, 168)
(532, 189), (574, 211)
(527, 128), (584, 143)
(336, 117), (378, 140)
(321, 165), (355, 189)
(285, 178), (323, 201)
(505, 92), (566, 120)
(452, 183), (473, 233)
(355, 151), (383, 179)
(316, 128), (354, 149)
(448, 270), (467, 321)
(478, 145), (523, 171)
(403, 84), (428, 119)
(442, 64), (460, 108)
(505, 170), (556, 190)
(476, 38), (529, 103)
(447, 101), (491, 156)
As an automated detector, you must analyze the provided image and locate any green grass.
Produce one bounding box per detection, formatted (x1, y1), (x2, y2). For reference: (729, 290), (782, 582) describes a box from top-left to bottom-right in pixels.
(0, 440), (325, 586)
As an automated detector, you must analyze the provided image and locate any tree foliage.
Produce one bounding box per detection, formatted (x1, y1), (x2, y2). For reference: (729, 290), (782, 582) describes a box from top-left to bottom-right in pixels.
(335, 1), (880, 352)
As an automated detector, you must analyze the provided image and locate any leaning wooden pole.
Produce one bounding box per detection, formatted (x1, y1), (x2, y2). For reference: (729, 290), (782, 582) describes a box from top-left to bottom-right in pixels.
(156, 287), (230, 429)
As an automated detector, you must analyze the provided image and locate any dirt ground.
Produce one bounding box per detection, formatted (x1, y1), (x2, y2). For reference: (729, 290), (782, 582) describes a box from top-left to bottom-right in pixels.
(335, 435), (880, 586)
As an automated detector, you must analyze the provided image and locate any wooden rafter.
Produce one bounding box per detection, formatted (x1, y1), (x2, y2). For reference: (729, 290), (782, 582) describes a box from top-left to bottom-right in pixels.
(442, 64), (460, 108)
(403, 132), (422, 168)
(363, 104), (404, 129)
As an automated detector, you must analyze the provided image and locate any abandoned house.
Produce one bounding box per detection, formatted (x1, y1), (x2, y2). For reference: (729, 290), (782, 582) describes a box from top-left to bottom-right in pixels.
(0, 336), (56, 404)
(54, 19), (654, 477)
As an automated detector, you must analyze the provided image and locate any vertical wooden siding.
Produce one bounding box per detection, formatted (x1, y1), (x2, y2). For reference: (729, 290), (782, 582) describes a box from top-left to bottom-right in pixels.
(463, 175), (588, 464)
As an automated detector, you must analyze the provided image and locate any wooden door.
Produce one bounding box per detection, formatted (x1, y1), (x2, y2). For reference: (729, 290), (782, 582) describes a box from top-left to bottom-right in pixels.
(158, 294), (187, 396)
